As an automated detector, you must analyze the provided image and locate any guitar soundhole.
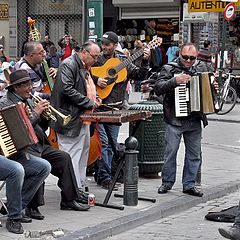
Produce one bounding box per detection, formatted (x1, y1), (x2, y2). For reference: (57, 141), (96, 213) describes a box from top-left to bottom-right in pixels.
(108, 68), (116, 77)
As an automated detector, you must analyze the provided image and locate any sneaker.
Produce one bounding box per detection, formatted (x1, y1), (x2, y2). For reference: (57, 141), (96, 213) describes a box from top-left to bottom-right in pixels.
(6, 219), (24, 234)
(101, 180), (118, 191)
(219, 224), (240, 239)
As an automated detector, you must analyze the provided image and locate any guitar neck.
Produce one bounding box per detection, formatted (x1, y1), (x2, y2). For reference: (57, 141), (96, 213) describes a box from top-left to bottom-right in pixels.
(116, 49), (144, 73)
(42, 60), (54, 91)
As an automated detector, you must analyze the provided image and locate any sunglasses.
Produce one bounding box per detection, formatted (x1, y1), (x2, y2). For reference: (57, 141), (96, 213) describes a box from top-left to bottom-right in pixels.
(181, 55), (197, 61)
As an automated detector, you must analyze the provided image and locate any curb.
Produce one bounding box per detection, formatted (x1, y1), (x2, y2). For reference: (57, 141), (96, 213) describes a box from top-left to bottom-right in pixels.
(61, 180), (240, 240)
(208, 118), (240, 124)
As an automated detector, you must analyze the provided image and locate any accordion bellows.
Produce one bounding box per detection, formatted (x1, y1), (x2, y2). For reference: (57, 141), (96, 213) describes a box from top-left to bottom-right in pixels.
(0, 103), (38, 157)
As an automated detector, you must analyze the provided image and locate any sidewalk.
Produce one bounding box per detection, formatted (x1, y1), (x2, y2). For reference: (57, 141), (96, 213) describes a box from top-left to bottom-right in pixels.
(1, 104), (240, 240)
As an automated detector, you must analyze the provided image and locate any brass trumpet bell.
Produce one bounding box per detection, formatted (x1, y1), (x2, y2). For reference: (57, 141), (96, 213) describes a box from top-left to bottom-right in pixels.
(30, 93), (71, 126)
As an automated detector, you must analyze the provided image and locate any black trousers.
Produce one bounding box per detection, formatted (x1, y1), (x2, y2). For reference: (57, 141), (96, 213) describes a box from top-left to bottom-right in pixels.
(27, 144), (79, 208)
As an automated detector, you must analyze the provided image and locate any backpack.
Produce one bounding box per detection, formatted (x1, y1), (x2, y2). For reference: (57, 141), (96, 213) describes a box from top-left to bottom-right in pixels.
(205, 206), (238, 223)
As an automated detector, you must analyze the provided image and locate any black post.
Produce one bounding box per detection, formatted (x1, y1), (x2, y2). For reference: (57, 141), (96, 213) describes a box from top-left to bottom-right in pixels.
(123, 136), (139, 206)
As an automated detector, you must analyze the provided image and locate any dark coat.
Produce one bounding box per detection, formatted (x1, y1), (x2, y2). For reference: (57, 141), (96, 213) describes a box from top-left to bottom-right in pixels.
(154, 58), (209, 127)
(50, 53), (94, 137)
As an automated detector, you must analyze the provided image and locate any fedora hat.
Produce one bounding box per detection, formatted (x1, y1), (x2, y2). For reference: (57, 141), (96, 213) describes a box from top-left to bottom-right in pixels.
(6, 69), (31, 89)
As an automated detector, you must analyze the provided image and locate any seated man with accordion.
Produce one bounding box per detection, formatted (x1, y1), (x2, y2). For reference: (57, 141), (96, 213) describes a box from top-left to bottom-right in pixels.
(154, 43), (218, 198)
(0, 69), (90, 220)
(0, 99), (51, 234)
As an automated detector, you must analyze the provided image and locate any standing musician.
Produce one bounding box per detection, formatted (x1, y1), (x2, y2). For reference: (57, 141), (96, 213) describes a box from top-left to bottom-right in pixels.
(0, 69), (90, 220)
(91, 31), (150, 190)
(14, 41), (57, 99)
(50, 41), (102, 192)
(154, 43), (218, 197)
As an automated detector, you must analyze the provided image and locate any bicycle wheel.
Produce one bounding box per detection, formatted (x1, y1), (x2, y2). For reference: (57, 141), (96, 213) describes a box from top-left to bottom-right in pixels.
(216, 86), (237, 115)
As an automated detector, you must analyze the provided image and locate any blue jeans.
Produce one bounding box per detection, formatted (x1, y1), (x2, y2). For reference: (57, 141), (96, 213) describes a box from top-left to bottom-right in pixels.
(97, 123), (120, 183)
(161, 120), (202, 191)
(0, 153), (51, 220)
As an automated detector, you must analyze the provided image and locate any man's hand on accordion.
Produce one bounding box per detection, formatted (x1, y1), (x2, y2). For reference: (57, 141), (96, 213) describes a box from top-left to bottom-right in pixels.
(22, 103), (33, 119)
(176, 73), (191, 84)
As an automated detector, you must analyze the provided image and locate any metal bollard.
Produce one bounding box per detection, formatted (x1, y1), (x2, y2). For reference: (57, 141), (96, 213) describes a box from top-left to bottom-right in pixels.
(123, 136), (139, 206)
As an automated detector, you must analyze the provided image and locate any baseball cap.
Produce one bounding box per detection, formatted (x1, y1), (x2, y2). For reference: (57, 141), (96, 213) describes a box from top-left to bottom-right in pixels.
(101, 31), (119, 44)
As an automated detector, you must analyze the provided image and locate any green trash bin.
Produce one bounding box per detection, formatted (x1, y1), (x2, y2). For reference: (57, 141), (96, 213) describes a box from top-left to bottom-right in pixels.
(129, 100), (165, 177)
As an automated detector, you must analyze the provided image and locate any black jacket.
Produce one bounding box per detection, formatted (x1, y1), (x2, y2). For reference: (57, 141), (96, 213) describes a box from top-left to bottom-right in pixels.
(154, 58), (209, 127)
(0, 91), (50, 156)
(50, 53), (94, 137)
(92, 50), (149, 108)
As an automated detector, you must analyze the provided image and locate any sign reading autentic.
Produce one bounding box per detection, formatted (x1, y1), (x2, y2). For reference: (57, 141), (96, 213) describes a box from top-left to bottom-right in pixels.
(188, 0), (240, 13)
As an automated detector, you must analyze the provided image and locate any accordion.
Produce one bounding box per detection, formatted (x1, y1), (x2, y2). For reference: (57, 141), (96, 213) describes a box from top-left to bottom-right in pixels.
(0, 103), (38, 157)
(175, 72), (219, 117)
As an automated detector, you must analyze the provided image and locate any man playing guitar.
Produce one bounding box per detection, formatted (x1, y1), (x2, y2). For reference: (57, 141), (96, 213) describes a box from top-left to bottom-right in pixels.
(91, 31), (151, 190)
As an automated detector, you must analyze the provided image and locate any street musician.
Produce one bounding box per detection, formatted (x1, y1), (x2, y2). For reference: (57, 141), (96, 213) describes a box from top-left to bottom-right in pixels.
(14, 41), (57, 99)
(154, 43), (218, 197)
(91, 31), (151, 190)
(0, 69), (90, 221)
(50, 41), (102, 193)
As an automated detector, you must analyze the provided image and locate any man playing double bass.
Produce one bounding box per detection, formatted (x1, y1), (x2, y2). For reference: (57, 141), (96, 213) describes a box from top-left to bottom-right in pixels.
(14, 41), (57, 99)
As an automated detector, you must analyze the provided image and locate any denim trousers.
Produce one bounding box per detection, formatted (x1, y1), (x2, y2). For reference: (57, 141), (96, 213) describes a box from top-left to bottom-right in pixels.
(0, 153), (51, 220)
(97, 123), (120, 183)
(161, 119), (202, 191)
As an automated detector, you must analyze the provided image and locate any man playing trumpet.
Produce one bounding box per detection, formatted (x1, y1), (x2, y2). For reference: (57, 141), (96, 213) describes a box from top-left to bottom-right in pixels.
(0, 69), (90, 220)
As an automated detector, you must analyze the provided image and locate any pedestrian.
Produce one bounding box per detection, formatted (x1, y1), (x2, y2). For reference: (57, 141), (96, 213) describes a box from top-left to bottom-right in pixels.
(197, 39), (214, 72)
(219, 203), (240, 239)
(154, 42), (217, 197)
(58, 34), (78, 60)
(50, 41), (102, 192)
(0, 69), (90, 220)
(92, 31), (150, 190)
(41, 34), (55, 54)
(46, 45), (64, 68)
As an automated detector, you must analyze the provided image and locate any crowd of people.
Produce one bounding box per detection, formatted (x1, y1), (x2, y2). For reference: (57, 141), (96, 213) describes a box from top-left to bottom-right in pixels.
(0, 30), (236, 240)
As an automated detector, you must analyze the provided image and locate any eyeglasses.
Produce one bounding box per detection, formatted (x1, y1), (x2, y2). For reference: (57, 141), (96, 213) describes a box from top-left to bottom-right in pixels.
(19, 81), (33, 88)
(181, 55), (197, 61)
(32, 50), (46, 55)
(85, 49), (99, 61)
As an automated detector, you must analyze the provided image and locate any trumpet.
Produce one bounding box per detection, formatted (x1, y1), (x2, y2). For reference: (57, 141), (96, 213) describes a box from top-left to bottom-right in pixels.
(29, 93), (71, 126)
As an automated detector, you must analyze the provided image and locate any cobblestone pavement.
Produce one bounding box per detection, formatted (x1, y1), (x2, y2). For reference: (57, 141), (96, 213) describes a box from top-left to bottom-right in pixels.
(107, 189), (240, 240)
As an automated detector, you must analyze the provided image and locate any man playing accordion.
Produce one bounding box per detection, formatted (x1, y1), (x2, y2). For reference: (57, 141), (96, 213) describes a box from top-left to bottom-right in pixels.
(154, 43), (218, 197)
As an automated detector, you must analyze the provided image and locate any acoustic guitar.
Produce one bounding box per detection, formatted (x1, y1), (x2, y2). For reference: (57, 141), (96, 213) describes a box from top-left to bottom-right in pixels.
(91, 37), (162, 99)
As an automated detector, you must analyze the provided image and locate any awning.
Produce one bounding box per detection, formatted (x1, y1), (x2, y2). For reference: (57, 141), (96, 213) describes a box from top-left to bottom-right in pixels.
(119, 6), (179, 19)
(112, 0), (179, 19)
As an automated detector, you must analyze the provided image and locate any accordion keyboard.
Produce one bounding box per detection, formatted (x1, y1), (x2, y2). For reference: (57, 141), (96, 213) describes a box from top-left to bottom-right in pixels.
(0, 115), (17, 157)
(175, 84), (189, 117)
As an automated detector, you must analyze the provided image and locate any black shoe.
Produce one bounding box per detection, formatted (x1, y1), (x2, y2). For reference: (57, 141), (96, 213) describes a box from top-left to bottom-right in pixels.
(76, 190), (89, 204)
(25, 207), (44, 220)
(101, 180), (118, 191)
(60, 200), (90, 211)
(0, 205), (8, 215)
(158, 184), (171, 194)
(183, 187), (203, 197)
(6, 219), (24, 234)
(19, 213), (32, 223)
(219, 224), (240, 239)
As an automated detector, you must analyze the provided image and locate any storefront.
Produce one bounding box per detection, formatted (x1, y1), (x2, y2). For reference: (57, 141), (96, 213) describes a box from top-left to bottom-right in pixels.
(112, 0), (179, 67)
